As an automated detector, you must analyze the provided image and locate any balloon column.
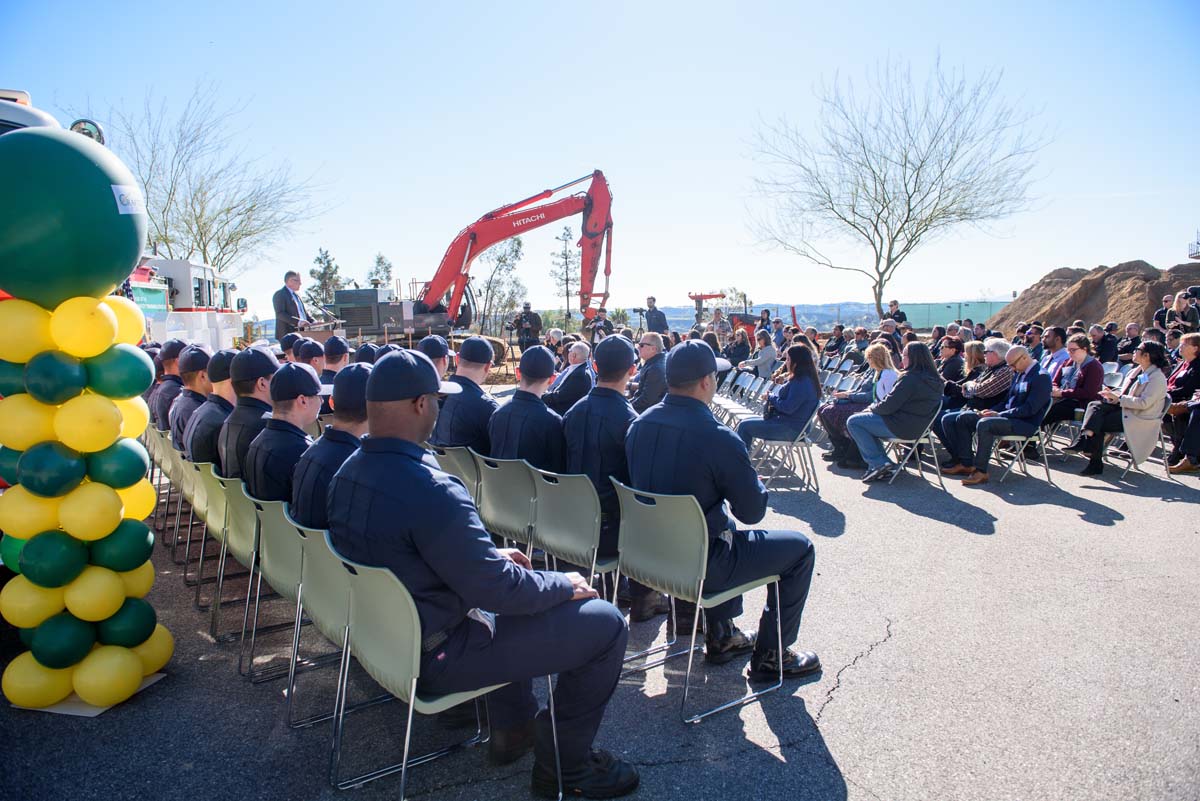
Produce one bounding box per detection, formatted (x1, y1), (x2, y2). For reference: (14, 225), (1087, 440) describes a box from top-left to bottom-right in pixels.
(0, 128), (173, 709)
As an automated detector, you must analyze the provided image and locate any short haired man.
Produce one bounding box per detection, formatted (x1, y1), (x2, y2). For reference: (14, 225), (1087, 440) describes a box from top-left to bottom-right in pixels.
(418, 334), (452, 378)
(1089, 324), (1119, 364)
(430, 336), (500, 454)
(935, 338), (1015, 446)
(771, 318), (785, 349)
(629, 332), (667, 413)
(488, 346), (567, 472)
(1153, 294), (1173, 330)
(625, 340), (820, 678)
(706, 308), (733, 349)
(543, 341), (594, 415)
(279, 332), (302, 363)
(327, 350), (637, 796)
(152, 338), (188, 431)
(1116, 323), (1141, 364)
(585, 308), (615, 341)
(244, 363), (323, 502)
(1025, 325), (1044, 362)
(291, 363), (372, 529)
(878, 318), (903, 350)
(272, 270), (309, 341)
(513, 302), (543, 351)
(217, 348), (280, 479)
(169, 345), (213, 451)
(942, 345), (1051, 486)
(1039, 327), (1070, 376)
(886, 300), (907, 324)
(823, 324), (847, 355)
(294, 339), (326, 375)
(644, 296), (668, 335)
(183, 349), (238, 464)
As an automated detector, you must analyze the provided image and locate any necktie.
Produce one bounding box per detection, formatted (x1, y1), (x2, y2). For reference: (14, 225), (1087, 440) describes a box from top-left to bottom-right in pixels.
(293, 290), (308, 323)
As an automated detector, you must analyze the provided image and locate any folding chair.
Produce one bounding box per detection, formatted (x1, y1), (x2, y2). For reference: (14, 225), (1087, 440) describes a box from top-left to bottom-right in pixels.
(1102, 372), (1123, 390)
(748, 410), (820, 491)
(990, 404), (1055, 485)
(470, 450), (536, 552)
(428, 445), (481, 502)
(882, 405), (947, 490)
(611, 480), (783, 724)
(528, 467), (615, 596)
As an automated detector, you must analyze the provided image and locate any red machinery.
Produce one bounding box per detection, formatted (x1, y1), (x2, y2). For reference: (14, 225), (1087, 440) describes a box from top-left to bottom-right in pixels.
(419, 170), (614, 326)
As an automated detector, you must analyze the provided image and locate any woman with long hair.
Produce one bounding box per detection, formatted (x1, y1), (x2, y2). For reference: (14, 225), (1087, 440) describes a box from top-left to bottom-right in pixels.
(818, 342), (899, 469)
(736, 343), (822, 453)
(1166, 291), (1200, 333)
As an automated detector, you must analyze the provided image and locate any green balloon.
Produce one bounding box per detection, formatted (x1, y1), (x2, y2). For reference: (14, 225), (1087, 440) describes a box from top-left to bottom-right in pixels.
(18, 626), (36, 648)
(0, 446), (20, 485)
(1, 533), (27, 571)
(17, 441), (87, 497)
(0, 128), (147, 309)
(23, 350), (88, 404)
(31, 612), (96, 669)
(0, 359), (24, 396)
(96, 598), (156, 647)
(86, 438), (150, 489)
(85, 344), (155, 399)
(88, 519), (154, 572)
(19, 530), (90, 588)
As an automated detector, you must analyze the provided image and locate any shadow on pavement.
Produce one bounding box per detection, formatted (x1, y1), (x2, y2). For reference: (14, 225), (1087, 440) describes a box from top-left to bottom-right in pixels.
(861, 481), (999, 536)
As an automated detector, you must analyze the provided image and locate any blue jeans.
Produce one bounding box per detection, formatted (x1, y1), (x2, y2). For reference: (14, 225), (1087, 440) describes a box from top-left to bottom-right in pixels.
(737, 417), (802, 451)
(846, 411), (895, 469)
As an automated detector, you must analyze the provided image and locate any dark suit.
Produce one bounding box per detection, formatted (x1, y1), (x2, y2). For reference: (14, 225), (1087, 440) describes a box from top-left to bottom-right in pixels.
(272, 286), (308, 341)
(943, 362), (1052, 472)
(542, 363), (594, 416)
(630, 352), (667, 414)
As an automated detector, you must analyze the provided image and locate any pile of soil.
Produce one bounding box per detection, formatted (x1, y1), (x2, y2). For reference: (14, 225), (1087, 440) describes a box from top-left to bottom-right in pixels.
(990, 260), (1200, 335)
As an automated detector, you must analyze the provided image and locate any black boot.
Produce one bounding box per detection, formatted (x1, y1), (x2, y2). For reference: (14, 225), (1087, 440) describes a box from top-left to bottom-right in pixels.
(704, 619), (756, 664)
(489, 719), (535, 765)
(531, 748), (640, 799)
(628, 592), (670, 623)
(1080, 460), (1104, 476)
(748, 647), (822, 681)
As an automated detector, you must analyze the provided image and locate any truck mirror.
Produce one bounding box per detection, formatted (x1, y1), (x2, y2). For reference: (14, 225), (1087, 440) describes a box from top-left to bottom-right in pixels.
(68, 119), (106, 145)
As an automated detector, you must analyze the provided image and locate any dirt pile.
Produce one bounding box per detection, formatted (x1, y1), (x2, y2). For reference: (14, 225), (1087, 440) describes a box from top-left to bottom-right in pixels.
(990, 260), (1200, 334)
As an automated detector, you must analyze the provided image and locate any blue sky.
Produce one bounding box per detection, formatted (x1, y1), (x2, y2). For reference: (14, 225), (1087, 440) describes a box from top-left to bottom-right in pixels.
(4, 1), (1197, 320)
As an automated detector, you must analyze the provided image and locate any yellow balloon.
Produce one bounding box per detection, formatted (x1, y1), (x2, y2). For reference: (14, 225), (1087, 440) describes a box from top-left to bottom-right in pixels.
(0, 574), (66, 628)
(117, 478), (157, 521)
(0, 484), (62, 539)
(113, 395), (150, 439)
(72, 645), (143, 707)
(0, 393), (58, 450)
(101, 296), (147, 346)
(59, 482), (124, 541)
(0, 299), (56, 363)
(130, 624), (174, 676)
(63, 565), (126, 622)
(2, 651), (75, 708)
(55, 393), (122, 452)
(118, 559), (155, 598)
(50, 297), (118, 359)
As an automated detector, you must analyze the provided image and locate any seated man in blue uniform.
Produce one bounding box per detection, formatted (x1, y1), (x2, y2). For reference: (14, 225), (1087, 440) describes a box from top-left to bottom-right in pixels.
(278, 332), (301, 363)
(488, 346), (567, 472)
(327, 349), (638, 799)
(168, 345), (212, 451)
(430, 336), (499, 454)
(183, 349), (237, 464)
(629, 332), (668, 414)
(318, 335), (351, 415)
(625, 340), (821, 679)
(543, 341), (594, 415)
(942, 344), (1052, 486)
(294, 339), (326, 375)
(291, 363), (371, 529)
(151, 338), (188, 431)
(244, 363), (324, 501)
(564, 337), (669, 622)
(217, 347), (280, 479)
(417, 334), (452, 379)
(354, 342), (378, 365)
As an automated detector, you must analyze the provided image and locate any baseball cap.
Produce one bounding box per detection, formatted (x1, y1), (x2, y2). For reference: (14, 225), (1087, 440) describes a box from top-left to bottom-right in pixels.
(229, 347), (281, 383)
(367, 349), (461, 401)
(519, 346), (556, 380)
(354, 343), (378, 364)
(178, 345), (212, 374)
(279, 332), (301, 353)
(1187, 285), (1200, 299)
(270, 362), (326, 401)
(296, 340), (325, 362)
(457, 336), (494, 365)
(594, 336), (636, 375)
(417, 335), (450, 360)
(207, 349), (237, 383)
(160, 338), (188, 361)
(331, 362), (371, 414)
(323, 335), (350, 359)
(665, 340), (731, 386)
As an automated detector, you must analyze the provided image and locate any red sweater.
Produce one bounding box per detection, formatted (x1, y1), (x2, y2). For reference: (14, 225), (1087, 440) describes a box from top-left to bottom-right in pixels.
(1052, 357), (1103, 401)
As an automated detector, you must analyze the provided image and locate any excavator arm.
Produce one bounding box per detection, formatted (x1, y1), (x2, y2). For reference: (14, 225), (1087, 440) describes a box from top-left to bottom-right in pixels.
(419, 170), (614, 325)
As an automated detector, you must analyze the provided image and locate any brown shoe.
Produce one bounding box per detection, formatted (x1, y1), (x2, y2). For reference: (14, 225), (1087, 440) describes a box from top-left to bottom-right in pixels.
(943, 464), (974, 476)
(1168, 459), (1199, 475)
(962, 471), (989, 486)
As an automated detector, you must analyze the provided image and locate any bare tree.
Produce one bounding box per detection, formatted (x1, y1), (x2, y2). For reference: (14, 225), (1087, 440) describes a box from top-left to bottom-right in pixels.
(475, 238), (526, 337)
(753, 59), (1044, 319)
(104, 84), (316, 274)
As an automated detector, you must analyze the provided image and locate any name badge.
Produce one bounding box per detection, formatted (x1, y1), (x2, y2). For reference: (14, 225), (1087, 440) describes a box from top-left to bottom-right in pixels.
(1137, 374), (1149, 385)
(1018, 382), (1027, 393)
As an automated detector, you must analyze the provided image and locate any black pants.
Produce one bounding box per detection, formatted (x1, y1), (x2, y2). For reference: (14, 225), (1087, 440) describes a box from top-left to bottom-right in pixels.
(1083, 402), (1124, 463)
(1178, 405), (1200, 462)
(1042, 398), (1085, 428)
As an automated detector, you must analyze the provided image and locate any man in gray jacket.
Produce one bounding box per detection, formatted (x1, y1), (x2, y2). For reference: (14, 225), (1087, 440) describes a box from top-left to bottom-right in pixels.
(630, 333), (668, 413)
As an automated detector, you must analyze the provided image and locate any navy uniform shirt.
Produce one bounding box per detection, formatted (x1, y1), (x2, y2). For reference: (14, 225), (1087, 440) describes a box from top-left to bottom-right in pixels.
(183, 395), (234, 465)
(487, 390), (567, 472)
(152, 374), (183, 431)
(430, 375), (499, 453)
(217, 397), (273, 479)
(168, 388), (206, 452)
(327, 437), (574, 641)
(290, 426), (361, 529)
(630, 352), (667, 414)
(245, 419), (313, 501)
(563, 387), (637, 553)
(625, 394), (767, 540)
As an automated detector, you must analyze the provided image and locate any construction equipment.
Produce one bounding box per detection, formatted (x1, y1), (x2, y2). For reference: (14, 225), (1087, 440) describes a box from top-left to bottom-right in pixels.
(687, 292), (726, 328)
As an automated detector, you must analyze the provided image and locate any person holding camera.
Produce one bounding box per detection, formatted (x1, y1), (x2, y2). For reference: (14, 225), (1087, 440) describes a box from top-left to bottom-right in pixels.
(511, 302), (543, 351)
(584, 308), (615, 341)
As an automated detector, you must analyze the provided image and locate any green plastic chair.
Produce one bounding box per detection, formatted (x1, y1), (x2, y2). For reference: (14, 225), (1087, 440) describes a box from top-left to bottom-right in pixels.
(191, 463), (230, 610)
(528, 466), (616, 593)
(165, 445), (199, 563)
(470, 449), (536, 550)
(429, 445), (481, 502)
(178, 460), (211, 588)
(611, 479), (784, 724)
(208, 477), (261, 644)
(330, 552), (561, 798)
(242, 497), (308, 682)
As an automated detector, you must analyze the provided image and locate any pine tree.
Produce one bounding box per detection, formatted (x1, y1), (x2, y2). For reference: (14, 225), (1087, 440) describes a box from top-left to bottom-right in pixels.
(306, 248), (345, 307)
(549, 226), (579, 322)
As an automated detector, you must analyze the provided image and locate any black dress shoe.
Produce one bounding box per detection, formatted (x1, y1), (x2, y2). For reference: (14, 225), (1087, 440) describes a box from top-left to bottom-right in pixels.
(438, 700), (480, 729)
(820, 450), (840, 462)
(628, 593), (670, 623)
(1064, 438), (1091, 453)
(1080, 462), (1104, 476)
(837, 457), (868, 470)
(748, 647), (821, 681)
(531, 748), (640, 799)
(705, 620), (756, 664)
(489, 719), (535, 765)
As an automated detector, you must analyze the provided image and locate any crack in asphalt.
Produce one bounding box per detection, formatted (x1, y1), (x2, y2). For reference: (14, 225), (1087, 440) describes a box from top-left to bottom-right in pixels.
(813, 617), (895, 726)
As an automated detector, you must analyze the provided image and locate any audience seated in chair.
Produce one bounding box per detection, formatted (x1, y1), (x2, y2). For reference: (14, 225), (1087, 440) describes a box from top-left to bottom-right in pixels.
(737, 344), (821, 456)
(818, 342), (898, 470)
